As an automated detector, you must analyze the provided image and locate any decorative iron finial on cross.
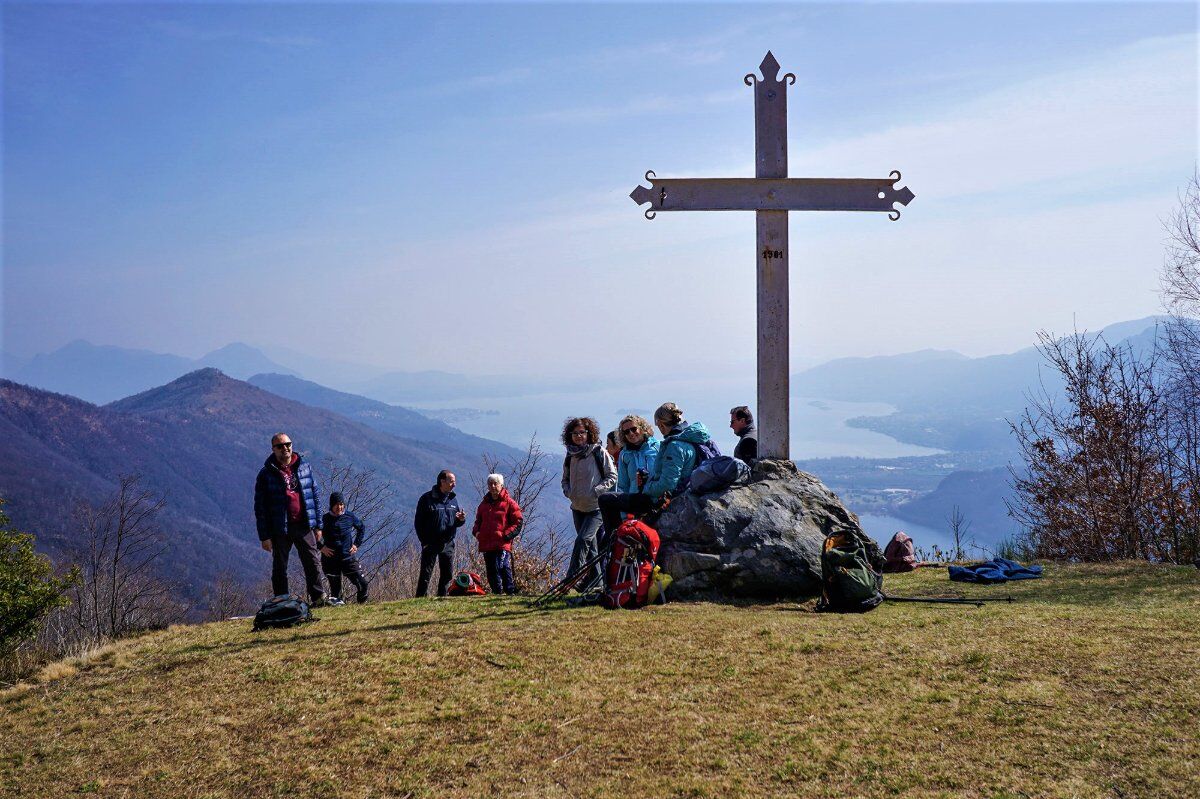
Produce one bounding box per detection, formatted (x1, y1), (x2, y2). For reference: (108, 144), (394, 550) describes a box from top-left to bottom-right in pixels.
(629, 52), (915, 460)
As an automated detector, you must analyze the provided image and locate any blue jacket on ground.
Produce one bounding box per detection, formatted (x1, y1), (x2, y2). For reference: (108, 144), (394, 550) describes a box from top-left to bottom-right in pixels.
(254, 453), (321, 541)
(321, 511), (365, 558)
(643, 422), (713, 499)
(948, 558), (1043, 584)
(414, 486), (466, 555)
(617, 437), (660, 494)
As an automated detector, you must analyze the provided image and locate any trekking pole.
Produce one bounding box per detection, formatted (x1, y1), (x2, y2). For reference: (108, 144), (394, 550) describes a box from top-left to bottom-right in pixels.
(884, 594), (1015, 607)
(530, 550), (608, 607)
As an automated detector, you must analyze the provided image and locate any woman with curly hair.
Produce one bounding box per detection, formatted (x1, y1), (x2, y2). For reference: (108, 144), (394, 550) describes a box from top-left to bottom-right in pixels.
(560, 416), (617, 585)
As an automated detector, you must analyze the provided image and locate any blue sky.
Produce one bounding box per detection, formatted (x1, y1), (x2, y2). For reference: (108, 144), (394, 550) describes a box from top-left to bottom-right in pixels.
(2, 2), (1196, 379)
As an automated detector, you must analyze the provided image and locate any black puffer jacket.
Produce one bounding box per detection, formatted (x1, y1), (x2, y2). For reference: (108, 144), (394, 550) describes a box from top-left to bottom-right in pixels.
(254, 453), (321, 540)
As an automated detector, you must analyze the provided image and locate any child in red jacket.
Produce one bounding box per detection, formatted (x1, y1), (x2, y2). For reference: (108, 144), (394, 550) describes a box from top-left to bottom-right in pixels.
(472, 474), (523, 595)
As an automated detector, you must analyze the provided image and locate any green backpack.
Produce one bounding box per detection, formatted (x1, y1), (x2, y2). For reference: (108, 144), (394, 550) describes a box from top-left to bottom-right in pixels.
(815, 528), (885, 613)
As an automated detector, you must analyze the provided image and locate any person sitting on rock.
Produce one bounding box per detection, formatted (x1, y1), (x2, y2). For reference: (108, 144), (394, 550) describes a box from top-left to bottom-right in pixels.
(615, 414), (659, 496)
(729, 405), (758, 462)
(599, 403), (714, 536)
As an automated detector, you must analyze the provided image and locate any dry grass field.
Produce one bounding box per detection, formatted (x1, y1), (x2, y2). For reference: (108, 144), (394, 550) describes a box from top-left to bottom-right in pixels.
(3, 562), (1198, 799)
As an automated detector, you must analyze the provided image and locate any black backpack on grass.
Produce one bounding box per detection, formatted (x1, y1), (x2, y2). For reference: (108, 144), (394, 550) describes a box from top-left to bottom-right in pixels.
(252, 594), (313, 631)
(815, 528), (885, 614)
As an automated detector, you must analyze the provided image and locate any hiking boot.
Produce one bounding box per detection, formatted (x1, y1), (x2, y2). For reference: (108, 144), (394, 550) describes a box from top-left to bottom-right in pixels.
(327, 597), (346, 607)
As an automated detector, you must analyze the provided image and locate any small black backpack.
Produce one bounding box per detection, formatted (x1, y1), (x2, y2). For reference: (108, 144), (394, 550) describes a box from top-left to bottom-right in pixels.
(252, 594), (313, 631)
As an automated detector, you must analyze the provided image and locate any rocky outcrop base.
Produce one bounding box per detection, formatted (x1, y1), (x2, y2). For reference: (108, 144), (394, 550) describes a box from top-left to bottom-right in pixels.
(657, 459), (870, 599)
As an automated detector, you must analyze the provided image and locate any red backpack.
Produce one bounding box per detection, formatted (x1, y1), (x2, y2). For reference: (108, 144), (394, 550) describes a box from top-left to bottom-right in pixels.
(447, 572), (487, 596)
(882, 532), (917, 573)
(601, 519), (660, 609)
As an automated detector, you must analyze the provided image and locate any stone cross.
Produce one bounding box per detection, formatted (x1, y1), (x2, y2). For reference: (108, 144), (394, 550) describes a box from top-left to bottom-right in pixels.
(630, 52), (914, 460)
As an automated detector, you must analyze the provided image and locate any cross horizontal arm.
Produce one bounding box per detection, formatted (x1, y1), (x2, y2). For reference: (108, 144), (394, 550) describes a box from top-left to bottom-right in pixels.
(630, 172), (915, 219)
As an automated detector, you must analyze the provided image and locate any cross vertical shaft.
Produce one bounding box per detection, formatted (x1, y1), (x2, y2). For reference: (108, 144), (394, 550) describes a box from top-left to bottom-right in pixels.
(754, 55), (790, 460)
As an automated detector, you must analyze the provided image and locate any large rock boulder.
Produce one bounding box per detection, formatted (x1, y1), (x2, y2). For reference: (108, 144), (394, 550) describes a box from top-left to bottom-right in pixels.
(657, 459), (871, 599)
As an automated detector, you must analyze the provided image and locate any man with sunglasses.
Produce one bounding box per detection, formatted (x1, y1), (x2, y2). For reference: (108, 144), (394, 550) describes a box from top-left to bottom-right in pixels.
(254, 432), (328, 605)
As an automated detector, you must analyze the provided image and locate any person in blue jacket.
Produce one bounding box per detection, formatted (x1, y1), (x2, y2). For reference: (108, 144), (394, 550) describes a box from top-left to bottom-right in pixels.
(319, 491), (369, 604)
(254, 432), (328, 605)
(413, 470), (467, 597)
(615, 414), (660, 495)
(599, 404), (714, 536)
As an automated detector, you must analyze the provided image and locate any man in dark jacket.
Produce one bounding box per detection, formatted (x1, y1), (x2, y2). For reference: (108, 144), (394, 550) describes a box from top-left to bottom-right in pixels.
(413, 470), (466, 597)
(730, 406), (758, 462)
(254, 432), (327, 604)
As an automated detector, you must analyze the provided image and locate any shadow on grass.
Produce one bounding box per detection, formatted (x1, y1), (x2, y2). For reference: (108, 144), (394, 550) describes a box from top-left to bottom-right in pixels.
(160, 602), (555, 662)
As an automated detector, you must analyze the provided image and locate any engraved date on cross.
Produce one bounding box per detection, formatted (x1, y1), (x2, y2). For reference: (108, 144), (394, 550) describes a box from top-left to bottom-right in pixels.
(761, 248), (785, 260)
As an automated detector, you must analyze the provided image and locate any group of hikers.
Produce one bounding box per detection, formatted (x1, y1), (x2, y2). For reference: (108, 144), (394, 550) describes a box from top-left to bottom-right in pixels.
(252, 403), (759, 605)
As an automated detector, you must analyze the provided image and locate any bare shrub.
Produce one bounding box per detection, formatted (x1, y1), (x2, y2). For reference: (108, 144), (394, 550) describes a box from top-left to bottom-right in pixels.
(462, 437), (571, 595)
(202, 572), (256, 621)
(946, 505), (972, 561)
(1008, 332), (1174, 561)
(67, 475), (184, 646)
(1156, 171), (1200, 562)
(363, 538), (426, 601)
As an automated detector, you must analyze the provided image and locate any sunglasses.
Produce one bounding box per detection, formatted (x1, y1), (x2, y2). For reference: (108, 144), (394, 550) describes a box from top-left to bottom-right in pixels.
(621, 427), (639, 436)
(273, 442), (293, 449)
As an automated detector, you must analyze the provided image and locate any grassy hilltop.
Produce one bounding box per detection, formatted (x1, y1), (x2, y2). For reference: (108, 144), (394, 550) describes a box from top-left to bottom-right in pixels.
(3, 563), (1198, 799)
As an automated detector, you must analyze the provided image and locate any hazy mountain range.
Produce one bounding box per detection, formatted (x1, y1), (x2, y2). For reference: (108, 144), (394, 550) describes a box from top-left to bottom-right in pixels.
(5, 341), (298, 405)
(792, 315), (1168, 452)
(2, 315), (1176, 565)
(0, 369), (523, 607)
(0, 340), (607, 406)
(799, 316), (1171, 543)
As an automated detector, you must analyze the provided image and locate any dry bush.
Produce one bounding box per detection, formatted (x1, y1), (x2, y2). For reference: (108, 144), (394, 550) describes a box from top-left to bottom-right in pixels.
(1008, 331), (1178, 561)
(66, 475), (185, 646)
(461, 437), (572, 595)
(202, 572), (257, 621)
(1156, 171), (1200, 562)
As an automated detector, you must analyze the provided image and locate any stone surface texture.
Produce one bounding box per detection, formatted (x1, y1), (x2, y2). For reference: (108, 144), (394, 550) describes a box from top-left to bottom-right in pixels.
(657, 459), (870, 599)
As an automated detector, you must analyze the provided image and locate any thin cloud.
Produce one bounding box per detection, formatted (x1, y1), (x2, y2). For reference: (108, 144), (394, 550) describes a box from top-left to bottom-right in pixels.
(585, 11), (805, 70)
(521, 86), (743, 125)
(788, 33), (1196, 201)
(151, 20), (321, 49)
(430, 67), (535, 94)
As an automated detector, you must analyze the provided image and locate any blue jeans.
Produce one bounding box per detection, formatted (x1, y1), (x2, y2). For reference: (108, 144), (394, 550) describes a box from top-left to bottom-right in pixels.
(570, 509), (604, 588)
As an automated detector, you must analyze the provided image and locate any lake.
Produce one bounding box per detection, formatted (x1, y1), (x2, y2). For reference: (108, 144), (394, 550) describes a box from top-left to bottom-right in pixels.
(411, 376), (942, 460)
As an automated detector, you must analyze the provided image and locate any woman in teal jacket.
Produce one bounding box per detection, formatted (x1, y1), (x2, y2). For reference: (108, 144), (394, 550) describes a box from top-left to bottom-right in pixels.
(599, 403), (714, 536)
(641, 402), (714, 500)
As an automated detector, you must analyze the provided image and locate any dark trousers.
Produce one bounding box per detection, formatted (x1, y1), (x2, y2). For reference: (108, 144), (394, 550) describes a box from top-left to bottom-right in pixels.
(484, 550), (515, 595)
(599, 491), (655, 537)
(417, 546), (454, 597)
(271, 526), (326, 603)
(321, 552), (370, 602)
